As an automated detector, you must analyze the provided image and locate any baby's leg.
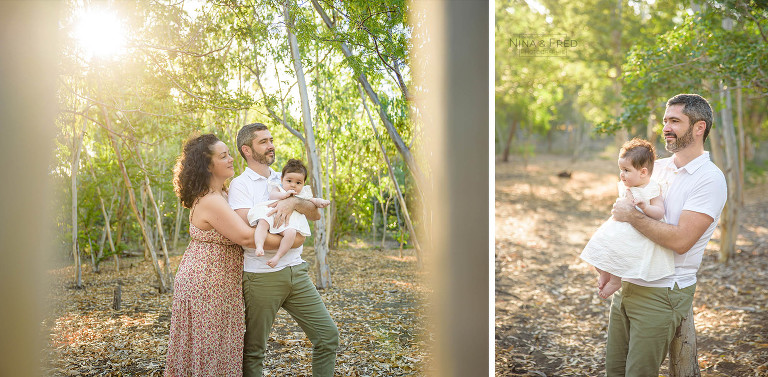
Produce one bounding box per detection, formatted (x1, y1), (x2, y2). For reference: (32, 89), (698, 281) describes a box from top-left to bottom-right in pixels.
(599, 274), (622, 299)
(267, 228), (297, 268)
(253, 219), (270, 256)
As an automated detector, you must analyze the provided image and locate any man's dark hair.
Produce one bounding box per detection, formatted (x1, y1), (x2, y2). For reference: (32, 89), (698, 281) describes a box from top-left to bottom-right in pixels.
(666, 94), (714, 142)
(236, 122), (269, 160)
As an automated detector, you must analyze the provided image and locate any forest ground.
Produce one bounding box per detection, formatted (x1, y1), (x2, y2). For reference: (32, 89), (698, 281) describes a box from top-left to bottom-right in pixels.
(42, 243), (429, 376)
(495, 153), (768, 376)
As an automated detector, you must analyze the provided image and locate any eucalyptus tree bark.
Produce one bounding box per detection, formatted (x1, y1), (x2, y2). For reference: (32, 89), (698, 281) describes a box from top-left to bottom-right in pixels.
(71, 119), (85, 288)
(85, 152), (118, 272)
(320, 68), (338, 251)
(144, 178), (173, 281)
(381, 195), (391, 248)
(284, 0), (331, 288)
(133, 144), (173, 280)
(735, 82), (745, 206)
(113, 184), (127, 262)
(711, 83), (741, 263)
(88, 236), (97, 273)
(140, 183), (150, 259)
(372, 204), (377, 245)
(358, 84), (423, 268)
(172, 197), (184, 250)
(100, 106), (168, 292)
(311, 0), (426, 199)
(502, 119), (517, 162)
(669, 307), (701, 377)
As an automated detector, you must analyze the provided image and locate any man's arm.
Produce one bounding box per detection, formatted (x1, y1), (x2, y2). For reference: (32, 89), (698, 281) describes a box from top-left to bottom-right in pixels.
(234, 208), (305, 249)
(612, 198), (713, 254)
(268, 196), (321, 227)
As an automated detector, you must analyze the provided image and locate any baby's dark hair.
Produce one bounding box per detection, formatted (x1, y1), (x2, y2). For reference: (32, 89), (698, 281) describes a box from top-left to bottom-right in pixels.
(282, 159), (308, 180)
(619, 138), (656, 174)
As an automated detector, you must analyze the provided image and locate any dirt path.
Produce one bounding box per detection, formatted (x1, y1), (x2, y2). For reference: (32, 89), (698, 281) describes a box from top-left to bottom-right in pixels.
(495, 154), (768, 376)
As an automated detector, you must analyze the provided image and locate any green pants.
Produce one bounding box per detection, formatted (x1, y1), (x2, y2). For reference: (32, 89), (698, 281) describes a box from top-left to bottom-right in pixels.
(242, 262), (339, 377)
(605, 281), (696, 377)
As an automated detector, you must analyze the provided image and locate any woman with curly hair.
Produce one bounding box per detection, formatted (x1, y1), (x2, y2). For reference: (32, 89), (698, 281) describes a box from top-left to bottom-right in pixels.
(164, 134), (257, 377)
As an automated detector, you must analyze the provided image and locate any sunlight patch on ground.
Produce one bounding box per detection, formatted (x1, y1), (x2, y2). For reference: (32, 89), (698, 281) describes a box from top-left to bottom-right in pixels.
(384, 255), (416, 262)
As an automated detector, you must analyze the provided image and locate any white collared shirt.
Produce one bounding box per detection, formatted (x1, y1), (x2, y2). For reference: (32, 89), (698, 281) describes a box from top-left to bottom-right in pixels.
(228, 167), (305, 273)
(624, 152), (727, 288)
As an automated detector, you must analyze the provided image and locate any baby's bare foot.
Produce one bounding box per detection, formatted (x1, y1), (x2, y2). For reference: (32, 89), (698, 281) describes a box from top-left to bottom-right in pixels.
(266, 258), (278, 268)
(597, 274), (609, 290)
(254, 247), (265, 257)
(599, 279), (622, 299)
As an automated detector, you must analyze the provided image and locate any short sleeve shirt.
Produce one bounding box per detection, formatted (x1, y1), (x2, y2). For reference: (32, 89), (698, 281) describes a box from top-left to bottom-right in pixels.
(228, 167), (305, 273)
(624, 152), (727, 288)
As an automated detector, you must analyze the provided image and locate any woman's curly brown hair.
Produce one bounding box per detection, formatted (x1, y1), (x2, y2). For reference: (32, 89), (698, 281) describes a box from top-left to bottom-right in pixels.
(173, 134), (219, 209)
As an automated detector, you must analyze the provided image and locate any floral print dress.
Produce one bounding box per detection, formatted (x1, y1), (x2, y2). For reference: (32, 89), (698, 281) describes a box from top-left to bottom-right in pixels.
(164, 223), (245, 376)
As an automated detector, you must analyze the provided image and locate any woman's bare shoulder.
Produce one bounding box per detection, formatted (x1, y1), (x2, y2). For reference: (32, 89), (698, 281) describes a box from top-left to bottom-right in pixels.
(195, 192), (230, 211)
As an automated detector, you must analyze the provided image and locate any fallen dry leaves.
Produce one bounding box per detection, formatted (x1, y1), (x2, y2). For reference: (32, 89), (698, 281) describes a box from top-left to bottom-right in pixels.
(495, 154), (768, 376)
(42, 246), (430, 376)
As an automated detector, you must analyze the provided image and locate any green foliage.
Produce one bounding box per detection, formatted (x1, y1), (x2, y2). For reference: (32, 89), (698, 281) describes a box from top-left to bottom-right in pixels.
(56, 0), (417, 260)
(496, 0), (685, 153)
(609, 2), (768, 133)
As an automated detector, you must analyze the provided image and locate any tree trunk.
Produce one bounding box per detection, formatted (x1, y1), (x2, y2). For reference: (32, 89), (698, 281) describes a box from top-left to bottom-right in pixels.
(715, 83), (741, 263)
(321, 73), (338, 251)
(669, 306), (701, 377)
(381, 195), (391, 248)
(502, 119), (517, 162)
(140, 182), (150, 260)
(88, 236), (97, 273)
(358, 83), (423, 268)
(100, 105), (168, 292)
(571, 122), (586, 163)
(144, 178), (173, 284)
(86, 152), (119, 272)
(284, 0), (331, 289)
(735, 81), (745, 206)
(311, 0), (426, 201)
(172, 197), (184, 250)
(372, 203), (377, 246)
(71, 120), (85, 288)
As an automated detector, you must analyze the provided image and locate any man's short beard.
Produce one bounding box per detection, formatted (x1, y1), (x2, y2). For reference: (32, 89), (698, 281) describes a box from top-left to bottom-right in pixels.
(665, 123), (694, 153)
(253, 151), (275, 165)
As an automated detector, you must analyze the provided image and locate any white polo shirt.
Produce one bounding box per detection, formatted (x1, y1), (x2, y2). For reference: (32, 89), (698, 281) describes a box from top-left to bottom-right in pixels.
(228, 167), (305, 273)
(624, 152), (727, 289)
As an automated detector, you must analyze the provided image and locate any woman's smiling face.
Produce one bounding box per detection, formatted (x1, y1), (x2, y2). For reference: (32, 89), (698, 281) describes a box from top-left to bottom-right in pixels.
(208, 141), (235, 180)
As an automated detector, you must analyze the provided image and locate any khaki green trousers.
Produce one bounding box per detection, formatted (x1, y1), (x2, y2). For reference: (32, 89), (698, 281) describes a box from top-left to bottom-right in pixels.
(605, 281), (696, 377)
(242, 262), (339, 377)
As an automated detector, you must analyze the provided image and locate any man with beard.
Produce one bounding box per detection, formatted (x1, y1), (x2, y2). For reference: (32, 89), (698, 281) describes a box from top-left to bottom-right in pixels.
(228, 123), (339, 377)
(605, 94), (727, 376)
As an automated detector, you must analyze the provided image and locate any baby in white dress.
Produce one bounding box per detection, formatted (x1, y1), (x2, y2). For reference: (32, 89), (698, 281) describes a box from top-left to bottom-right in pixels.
(580, 138), (675, 298)
(247, 159), (330, 268)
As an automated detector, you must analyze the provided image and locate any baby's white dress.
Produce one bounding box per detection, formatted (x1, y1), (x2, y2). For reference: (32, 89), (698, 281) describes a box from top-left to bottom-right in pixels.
(579, 180), (675, 281)
(247, 184), (312, 237)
